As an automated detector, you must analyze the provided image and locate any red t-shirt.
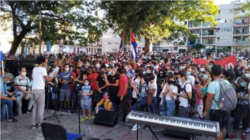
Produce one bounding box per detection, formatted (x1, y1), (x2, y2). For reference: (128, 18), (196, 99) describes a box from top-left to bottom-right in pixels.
(88, 72), (99, 90)
(118, 74), (128, 97)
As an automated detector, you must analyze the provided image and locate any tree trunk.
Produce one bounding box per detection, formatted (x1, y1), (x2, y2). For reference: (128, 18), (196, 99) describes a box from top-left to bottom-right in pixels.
(9, 29), (31, 55)
(21, 45), (24, 54)
(144, 37), (152, 53)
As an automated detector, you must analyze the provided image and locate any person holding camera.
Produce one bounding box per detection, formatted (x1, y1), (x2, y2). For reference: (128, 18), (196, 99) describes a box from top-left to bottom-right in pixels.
(0, 75), (17, 122)
(14, 67), (32, 115)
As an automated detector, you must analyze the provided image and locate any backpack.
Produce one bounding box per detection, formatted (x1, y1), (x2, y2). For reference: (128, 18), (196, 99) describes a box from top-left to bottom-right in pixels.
(108, 101), (118, 112)
(182, 82), (196, 107)
(214, 80), (237, 112)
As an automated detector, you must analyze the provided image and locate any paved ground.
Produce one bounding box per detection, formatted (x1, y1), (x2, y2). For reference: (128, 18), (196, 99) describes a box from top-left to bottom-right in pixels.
(1, 110), (249, 140)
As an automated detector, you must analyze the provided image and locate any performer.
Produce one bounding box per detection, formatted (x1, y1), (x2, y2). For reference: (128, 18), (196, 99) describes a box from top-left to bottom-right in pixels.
(31, 56), (58, 129)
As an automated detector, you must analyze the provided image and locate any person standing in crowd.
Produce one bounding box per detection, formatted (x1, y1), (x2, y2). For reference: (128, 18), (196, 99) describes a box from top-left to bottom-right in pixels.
(81, 79), (93, 119)
(117, 67), (128, 122)
(14, 67), (32, 115)
(202, 65), (229, 140)
(87, 67), (99, 110)
(192, 77), (204, 118)
(229, 78), (249, 140)
(177, 71), (193, 118)
(0, 75), (17, 122)
(96, 67), (107, 103)
(131, 72), (147, 131)
(186, 67), (195, 84)
(147, 74), (158, 114)
(160, 75), (178, 116)
(106, 66), (120, 106)
(32, 56), (58, 129)
(58, 64), (73, 113)
(131, 69), (141, 106)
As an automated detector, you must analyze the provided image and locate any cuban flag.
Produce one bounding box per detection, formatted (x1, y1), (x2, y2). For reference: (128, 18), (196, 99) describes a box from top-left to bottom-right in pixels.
(130, 32), (138, 60)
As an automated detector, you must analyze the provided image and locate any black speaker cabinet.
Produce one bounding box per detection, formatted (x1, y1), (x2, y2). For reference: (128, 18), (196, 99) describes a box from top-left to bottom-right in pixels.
(93, 110), (118, 127)
(5, 59), (19, 77)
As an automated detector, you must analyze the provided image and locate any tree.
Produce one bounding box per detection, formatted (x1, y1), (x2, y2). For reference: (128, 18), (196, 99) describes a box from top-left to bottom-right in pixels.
(192, 43), (205, 52)
(0, 0), (106, 55)
(100, 0), (219, 52)
(242, 0), (250, 17)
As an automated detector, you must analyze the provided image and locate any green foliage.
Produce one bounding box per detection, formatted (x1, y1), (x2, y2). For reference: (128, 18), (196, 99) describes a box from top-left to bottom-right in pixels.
(242, 0), (250, 17)
(192, 43), (205, 52)
(100, 0), (219, 49)
(0, 0), (106, 54)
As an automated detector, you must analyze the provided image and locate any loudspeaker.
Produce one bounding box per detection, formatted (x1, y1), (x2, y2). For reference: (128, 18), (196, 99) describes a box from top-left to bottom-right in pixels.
(164, 129), (190, 139)
(93, 110), (118, 127)
(5, 59), (19, 77)
(19, 58), (36, 74)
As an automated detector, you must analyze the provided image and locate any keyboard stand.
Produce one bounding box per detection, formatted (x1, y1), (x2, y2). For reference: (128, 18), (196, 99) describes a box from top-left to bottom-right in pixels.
(143, 125), (159, 140)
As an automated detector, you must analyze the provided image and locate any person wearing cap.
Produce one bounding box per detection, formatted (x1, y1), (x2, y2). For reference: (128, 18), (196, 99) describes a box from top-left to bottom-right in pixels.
(0, 74), (17, 122)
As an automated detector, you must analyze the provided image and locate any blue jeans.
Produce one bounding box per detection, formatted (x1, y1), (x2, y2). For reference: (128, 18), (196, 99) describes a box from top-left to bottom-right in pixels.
(147, 97), (158, 114)
(132, 97), (147, 111)
(15, 93), (33, 115)
(1, 99), (14, 118)
(166, 100), (175, 116)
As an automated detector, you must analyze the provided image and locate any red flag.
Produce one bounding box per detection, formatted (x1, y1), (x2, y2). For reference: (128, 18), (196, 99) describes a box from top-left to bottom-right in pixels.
(194, 58), (209, 65)
(118, 32), (125, 62)
(214, 55), (237, 68)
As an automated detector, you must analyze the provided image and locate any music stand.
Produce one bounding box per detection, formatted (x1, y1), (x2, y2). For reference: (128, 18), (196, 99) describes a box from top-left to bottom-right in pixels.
(44, 85), (63, 123)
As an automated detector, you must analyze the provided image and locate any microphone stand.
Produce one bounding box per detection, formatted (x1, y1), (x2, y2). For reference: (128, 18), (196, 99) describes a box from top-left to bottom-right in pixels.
(44, 85), (63, 123)
(75, 87), (82, 135)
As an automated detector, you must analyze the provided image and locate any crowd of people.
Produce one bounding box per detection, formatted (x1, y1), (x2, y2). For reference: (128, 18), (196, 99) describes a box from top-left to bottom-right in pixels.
(0, 51), (249, 140)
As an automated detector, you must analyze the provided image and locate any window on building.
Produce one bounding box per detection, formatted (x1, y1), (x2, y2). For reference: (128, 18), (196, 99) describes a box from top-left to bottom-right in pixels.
(108, 42), (112, 45)
(217, 37), (220, 41)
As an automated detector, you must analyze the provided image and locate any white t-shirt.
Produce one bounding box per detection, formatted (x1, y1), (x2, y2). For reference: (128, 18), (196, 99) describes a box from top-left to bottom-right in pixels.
(148, 82), (157, 97)
(131, 76), (140, 98)
(32, 67), (48, 90)
(187, 75), (195, 85)
(159, 83), (177, 100)
(248, 82), (250, 90)
(179, 81), (192, 107)
(165, 85), (178, 100)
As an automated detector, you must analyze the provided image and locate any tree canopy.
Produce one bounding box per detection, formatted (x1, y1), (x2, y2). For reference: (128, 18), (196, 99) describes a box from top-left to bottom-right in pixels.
(100, 0), (219, 52)
(0, 0), (106, 55)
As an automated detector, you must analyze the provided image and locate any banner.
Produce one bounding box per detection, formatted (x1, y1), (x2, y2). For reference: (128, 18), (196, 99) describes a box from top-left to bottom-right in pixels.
(194, 55), (238, 69)
(194, 58), (209, 65)
(214, 55), (237, 69)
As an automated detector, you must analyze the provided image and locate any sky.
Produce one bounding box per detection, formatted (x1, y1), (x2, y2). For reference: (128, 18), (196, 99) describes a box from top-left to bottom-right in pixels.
(214, 0), (233, 5)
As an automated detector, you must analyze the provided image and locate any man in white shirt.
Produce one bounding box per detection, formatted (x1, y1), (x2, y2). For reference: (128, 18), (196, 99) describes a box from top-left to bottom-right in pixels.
(147, 74), (158, 114)
(186, 67), (195, 85)
(177, 71), (192, 118)
(31, 56), (58, 129)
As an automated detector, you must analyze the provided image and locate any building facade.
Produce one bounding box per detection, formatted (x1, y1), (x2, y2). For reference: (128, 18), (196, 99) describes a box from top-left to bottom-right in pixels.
(188, 0), (250, 53)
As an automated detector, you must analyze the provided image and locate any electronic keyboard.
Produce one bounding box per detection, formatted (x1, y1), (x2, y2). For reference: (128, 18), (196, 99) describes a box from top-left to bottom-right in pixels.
(126, 110), (220, 137)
